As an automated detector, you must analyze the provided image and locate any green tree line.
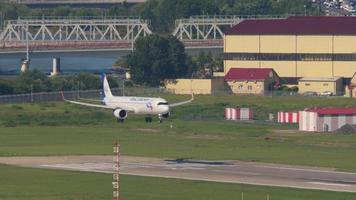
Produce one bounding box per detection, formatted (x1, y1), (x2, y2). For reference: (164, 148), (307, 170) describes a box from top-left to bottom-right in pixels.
(0, 70), (118, 95)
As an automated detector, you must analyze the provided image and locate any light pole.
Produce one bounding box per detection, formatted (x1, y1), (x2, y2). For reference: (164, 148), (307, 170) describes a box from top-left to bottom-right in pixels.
(77, 81), (80, 99)
(30, 84), (33, 103)
(304, 5), (307, 16)
(122, 78), (125, 96)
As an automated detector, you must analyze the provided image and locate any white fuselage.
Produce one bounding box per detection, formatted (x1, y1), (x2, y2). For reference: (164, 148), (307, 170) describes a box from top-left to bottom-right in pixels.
(104, 96), (169, 115)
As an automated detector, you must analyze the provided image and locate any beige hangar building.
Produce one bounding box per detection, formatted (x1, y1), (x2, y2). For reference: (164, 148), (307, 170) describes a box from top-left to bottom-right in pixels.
(224, 16), (356, 93)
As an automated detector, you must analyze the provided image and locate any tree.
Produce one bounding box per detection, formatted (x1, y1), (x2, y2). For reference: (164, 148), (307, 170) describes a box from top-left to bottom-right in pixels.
(14, 70), (52, 93)
(127, 34), (188, 86)
(53, 6), (71, 17)
(0, 80), (14, 95)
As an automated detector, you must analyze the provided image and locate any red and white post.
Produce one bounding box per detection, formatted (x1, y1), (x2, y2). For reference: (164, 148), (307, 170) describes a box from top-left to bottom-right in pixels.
(113, 142), (120, 200)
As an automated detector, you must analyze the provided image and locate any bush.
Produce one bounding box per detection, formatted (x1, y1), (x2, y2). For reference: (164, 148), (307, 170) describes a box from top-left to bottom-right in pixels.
(4, 120), (17, 127)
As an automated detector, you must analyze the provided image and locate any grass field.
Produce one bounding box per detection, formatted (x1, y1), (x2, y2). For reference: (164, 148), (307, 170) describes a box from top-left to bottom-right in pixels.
(1, 164), (356, 200)
(1, 95), (356, 171)
(1, 95), (356, 126)
(2, 120), (356, 171)
(1, 95), (356, 200)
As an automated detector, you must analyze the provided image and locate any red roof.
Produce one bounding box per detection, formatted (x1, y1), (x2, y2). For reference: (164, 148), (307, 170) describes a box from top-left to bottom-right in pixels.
(225, 16), (356, 35)
(225, 68), (275, 81)
(306, 108), (356, 115)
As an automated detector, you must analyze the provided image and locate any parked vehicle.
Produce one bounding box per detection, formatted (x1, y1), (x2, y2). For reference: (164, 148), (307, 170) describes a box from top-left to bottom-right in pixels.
(320, 91), (333, 96)
(303, 91), (318, 96)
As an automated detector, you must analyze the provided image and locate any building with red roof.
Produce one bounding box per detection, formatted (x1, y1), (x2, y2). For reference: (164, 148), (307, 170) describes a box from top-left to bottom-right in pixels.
(224, 16), (356, 92)
(299, 107), (356, 132)
(224, 68), (279, 94)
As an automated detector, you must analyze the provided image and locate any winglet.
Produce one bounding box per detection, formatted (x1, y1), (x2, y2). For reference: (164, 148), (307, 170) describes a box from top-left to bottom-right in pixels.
(169, 92), (195, 108)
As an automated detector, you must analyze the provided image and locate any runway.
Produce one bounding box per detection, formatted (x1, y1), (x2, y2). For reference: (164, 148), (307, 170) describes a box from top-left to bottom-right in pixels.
(1, 155), (356, 193)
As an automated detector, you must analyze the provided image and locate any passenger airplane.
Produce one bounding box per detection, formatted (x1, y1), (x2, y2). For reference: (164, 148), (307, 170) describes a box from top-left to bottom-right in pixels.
(61, 75), (194, 123)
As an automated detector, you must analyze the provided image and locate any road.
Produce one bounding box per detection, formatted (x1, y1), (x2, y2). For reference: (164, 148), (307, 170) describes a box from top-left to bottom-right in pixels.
(1, 155), (356, 193)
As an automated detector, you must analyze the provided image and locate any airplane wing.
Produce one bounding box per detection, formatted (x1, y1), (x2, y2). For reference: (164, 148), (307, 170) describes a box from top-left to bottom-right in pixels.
(78, 97), (104, 103)
(61, 91), (115, 110)
(169, 93), (194, 107)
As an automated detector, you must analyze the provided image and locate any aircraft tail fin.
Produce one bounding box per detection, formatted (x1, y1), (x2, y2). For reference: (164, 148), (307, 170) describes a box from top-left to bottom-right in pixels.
(102, 74), (113, 98)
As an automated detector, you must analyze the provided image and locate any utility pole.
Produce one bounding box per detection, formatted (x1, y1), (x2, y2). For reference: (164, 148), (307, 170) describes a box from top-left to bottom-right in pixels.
(0, 12), (3, 32)
(122, 78), (125, 96)
(304, 5), (307, 16)
(30, 84), (33, 103)
(131, 28), (134, 51)
(77, 81), (80, 99)
(26, 22), (29, 62)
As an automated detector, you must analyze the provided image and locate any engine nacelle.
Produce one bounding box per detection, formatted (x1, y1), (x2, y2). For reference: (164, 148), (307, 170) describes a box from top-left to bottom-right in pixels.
(161, 112), (170, 119)
(113, 109), (127, 119)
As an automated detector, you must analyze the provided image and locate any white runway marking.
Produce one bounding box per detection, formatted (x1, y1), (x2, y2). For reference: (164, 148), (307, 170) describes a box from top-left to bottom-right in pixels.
(40, 162), (208, 172)
(309, 182), (351, 187)
(212, 169), (261, 176)
(254, 165), (356, 175)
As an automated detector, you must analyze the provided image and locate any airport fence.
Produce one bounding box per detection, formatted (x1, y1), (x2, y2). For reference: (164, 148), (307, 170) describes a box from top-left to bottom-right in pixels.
(0, 87), (349, 105)
(0, 87), (170, 104)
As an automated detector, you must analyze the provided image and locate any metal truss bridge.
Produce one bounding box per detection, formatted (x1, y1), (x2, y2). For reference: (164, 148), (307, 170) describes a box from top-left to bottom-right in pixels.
(6, 0), (146, 5)
(0, 16), (282, 52)
(172, 16), (245, 48)
(0, 17), (152, 51)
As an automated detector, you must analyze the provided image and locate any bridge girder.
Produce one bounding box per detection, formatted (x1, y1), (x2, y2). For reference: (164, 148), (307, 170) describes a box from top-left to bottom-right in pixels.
(0, 18), (152, 43)
(172, 16), (244, 41)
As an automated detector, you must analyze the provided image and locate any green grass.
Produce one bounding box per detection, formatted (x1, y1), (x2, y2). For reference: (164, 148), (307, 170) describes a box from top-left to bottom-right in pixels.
(0, 95), (356, 126)
(1, 95), (356, 171)
(1, 95), (356, 199)
(2, 121), (356, 171)
(1, 164), (356, 200)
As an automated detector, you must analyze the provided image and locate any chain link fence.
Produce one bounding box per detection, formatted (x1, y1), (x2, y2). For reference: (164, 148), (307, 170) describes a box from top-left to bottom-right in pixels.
(0, 87), (349, 105)
(0, 87), (171, 104)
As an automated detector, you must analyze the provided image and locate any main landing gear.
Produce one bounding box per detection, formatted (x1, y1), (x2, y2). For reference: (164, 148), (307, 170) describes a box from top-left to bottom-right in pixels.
(117, 118), (125, 123)
(145, 116), (153, 123)
(145, 116), (163, 123)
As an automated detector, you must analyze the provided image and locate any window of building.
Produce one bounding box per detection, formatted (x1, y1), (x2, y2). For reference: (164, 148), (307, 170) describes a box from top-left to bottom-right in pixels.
(238, 85), (243, 90)
(248, 85), (252, 90)
(323, 83), (329, 86)
(305, 83), (310, 86)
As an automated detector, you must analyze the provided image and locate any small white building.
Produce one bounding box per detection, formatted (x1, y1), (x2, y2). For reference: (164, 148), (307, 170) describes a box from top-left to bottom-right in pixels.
(299, 108), (356, 132)
(225, 107), (254, 121)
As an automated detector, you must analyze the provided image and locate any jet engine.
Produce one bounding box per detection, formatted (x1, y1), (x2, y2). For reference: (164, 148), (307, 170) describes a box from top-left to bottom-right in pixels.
(113, 109), (127, 119)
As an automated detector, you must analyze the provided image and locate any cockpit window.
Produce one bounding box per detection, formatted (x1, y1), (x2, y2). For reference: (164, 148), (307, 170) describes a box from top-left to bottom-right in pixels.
(157, 102), (168, 105)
